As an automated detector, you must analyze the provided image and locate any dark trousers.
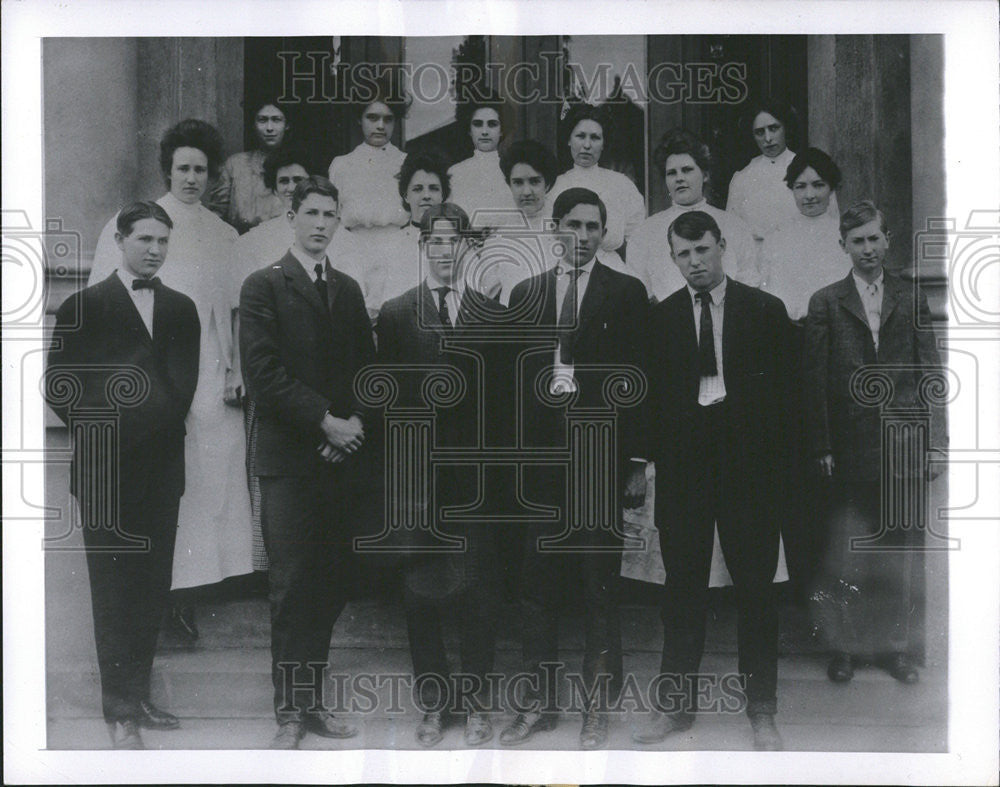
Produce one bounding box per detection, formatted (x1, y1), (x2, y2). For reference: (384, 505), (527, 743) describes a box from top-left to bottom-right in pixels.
(259, 469), (352, 723)
(404, 523), (499, 712)
(80, 487), (179, 723)
(657, 402), (780, 718)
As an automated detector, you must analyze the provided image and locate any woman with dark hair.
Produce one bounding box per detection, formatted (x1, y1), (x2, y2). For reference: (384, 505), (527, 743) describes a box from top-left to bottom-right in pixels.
(761, 147), (848, 321)
(375, 149), (450, 307)
(548, 103), (646, 268)
(209, 99), (292, 234)
(89, 119), (253, 632)
(326, 85), (411, 306)
(628, 128), (758, 300)
(727, 98), (838, 243)
(447, 92), (511, 227)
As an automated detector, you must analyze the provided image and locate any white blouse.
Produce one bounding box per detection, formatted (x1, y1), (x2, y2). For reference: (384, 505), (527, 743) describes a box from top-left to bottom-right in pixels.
(626, 199), (760, 301)
(760, 208), (848, 321)
(327, 142), (409, 230)
(447, 149), (512, 228)
(726, 149), (799, 241)
(549, 164), (646, 252)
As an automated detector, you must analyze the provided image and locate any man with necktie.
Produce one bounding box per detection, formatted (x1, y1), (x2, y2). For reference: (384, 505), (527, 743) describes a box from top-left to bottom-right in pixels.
(239, 176), (375, 748)
(503, 187), (648, 749)
(803, 200), (945, 686)
(376, 202), (510, 747)
(631, 210), (793, 751)
(46, 202), (200, 749)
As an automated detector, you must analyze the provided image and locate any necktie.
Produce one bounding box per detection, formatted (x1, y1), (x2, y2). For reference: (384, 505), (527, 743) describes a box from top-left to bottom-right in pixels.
(696, 290), (717, 377)
(313, 263), (328, 309)
(132, 276), (162, 291)
(434, 286), (453, 328)
(558, 269), (580, 364)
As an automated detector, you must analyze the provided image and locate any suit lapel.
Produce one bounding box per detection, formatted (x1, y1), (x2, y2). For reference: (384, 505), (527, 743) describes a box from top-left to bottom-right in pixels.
(575, 262), (609, 340)
(280, 252), (329, 321)
(107, 273), (153, 346)
(721, 277), (740, 382)
(672, 289), (700, 402)
(417, 280), (446, 335)
(543, 268), (559, 327)
(879, 273), (901, 332)
(836, 272), (870, 329)
(324, 261), (341, 314)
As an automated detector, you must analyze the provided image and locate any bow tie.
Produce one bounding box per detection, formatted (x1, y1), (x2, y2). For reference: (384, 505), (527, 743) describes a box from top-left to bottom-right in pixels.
(132, 277), (162, 291)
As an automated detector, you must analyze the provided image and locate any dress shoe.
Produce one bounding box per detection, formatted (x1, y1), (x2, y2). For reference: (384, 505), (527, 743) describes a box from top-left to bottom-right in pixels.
(749, 713), (783, 751)
(879, 652), (919, 684)
(499, 711), (556, 746)
(631, 711), (693, 744)
(304, 712), (358, 738)
(464, 711), (493, 746)
(169, 604), (199, 641)
(579, 709), (609, 750)
(270, 720), (304, 749)
(827, 652), (855, 683)
(416, 711), (444, 747)
(107, 719), (144, 749)
(136, 700), (180, 730)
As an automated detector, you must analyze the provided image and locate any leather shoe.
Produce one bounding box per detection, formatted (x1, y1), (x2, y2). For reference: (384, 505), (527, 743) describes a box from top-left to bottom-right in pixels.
(464, 711), (493, 746)
(270, 721), (304, 749)
(631, 711), (693, 744)
(827, 652), (855, 683)
(304, 712), (358, 738)
(107, 719), (144, 749)
(499, 711), (556, 746)
(137, 700), (180, 730)
(416, 711), (444, 747)
(880, 652), (919, 684)
(170, 604), (199, 641)
(579, 709), (608, 750)
(750, 713), (783, 751)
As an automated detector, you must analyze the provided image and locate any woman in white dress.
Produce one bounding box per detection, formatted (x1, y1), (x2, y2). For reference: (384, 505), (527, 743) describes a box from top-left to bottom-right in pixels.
(727, 98), (838, 245)
(549, 103), (646, 272)
(207, 98), (292, 235)
(376, 149), (449, 307)
(231, 146), (310, 576)
(760, 147), (847, 322)
(628, 128), (759, 301)
(447, 93), (512, 229)
(327, 88), (411, 319)
(89, 119), (253, 636)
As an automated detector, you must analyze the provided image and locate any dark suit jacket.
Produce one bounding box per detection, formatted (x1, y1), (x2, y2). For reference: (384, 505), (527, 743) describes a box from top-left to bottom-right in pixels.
(239, 251), (375, 476)
(645, 277), (793, 513)
(803, 271), (944, 482)
(45, 272), (200, 500)
(508, 261), (649, 464)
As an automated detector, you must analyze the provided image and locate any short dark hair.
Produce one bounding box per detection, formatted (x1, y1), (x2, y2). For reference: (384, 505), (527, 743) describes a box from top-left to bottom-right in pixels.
(116, 201), (173, 236)
(784, 147), (842, 191)
(262, 145), (310, 192)
(551, 187), (607, 228)
(652, 128), (712, 182)
(741, 96), (801, 150)
(455, 90), (505, 135)
(398, 150), (451, 210)
(159, 119), (226, 185)
(667, 210), (722, 251)
(417, 202), (471, 238)
(499, 139), (558, 189)
(839, 199), (888, 240)
(559, 102), (612, 160)
(290, 176), (339, 213)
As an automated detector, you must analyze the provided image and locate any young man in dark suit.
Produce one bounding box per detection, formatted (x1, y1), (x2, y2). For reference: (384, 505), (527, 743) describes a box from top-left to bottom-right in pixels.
(502, 187), (648, 750)
(239, 177), (375, 749)
(46, 201), (200, 749)
(631, 210), (792, 751)
(804, 200), (945, 686)
(376, 202), (510, 748)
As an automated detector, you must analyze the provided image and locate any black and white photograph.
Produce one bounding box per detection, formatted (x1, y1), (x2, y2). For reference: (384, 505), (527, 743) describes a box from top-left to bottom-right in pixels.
(2, 1), (998, 784)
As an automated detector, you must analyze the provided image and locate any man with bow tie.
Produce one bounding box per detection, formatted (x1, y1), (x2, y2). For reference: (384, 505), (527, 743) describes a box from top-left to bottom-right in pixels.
(239, 176), (375, 749)
(46, 201), (201, 749)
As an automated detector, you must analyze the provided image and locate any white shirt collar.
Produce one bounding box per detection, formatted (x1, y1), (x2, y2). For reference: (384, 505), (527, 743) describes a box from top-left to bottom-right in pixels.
(116, 265), (151, 289)
(472, 149), (500, 162)
(852, 267), (885, 292)
(289, 243), (329, 276)
(687, 274), (728, 306)
(425, 271), (465, 297)
(557, 256), (597, 278)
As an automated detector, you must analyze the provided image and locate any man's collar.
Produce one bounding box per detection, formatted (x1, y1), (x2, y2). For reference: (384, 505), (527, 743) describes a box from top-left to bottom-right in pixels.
(425, 271), (465, 295)
(289, 243), (329, 273)
(117, 266), (145, 287)
(557, 257), (597, 277)
(687, 274), (727, 305)
(852, 267), (885, 290)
